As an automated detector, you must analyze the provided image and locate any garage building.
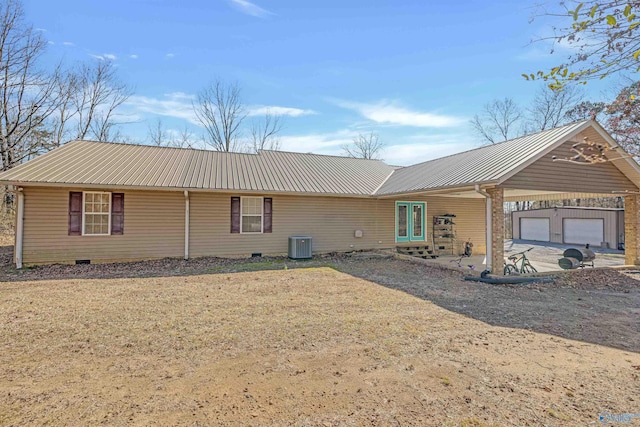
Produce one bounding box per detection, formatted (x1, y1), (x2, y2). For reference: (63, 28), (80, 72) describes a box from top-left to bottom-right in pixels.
(512, 207), (624, 249)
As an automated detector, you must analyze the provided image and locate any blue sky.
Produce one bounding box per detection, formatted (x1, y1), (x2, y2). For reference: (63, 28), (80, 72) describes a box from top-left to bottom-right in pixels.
(25, 0), (600, 165)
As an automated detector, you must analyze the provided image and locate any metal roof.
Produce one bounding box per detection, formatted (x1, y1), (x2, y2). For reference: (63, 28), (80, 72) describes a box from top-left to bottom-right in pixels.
(375, 120), (591, 195)
(0, 120), (617, 197)
(0, 140), (396, 196)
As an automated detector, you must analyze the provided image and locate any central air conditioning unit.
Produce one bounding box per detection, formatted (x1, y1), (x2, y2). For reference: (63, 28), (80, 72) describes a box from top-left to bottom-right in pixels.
(288, 236), (313, 259)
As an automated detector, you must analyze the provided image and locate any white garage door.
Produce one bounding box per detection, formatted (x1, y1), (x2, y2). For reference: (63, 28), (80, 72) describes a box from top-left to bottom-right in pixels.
(520, 218), (550, 242)
(563, 218), (604, 247)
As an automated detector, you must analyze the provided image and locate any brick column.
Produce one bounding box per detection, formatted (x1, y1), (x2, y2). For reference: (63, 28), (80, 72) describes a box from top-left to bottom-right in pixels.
(624, 195), (640, 265)
(487, 187), (504, 274)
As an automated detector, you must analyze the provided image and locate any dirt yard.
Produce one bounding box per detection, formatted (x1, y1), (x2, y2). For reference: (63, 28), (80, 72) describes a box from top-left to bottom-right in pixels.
(1, 252), (639, 426)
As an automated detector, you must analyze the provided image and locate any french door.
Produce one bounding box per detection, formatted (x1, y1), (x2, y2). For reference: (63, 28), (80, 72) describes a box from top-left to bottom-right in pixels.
(396, 202), (425, 242)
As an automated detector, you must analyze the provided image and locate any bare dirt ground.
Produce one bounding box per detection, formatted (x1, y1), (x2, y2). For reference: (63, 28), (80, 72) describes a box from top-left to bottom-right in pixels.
(1, 247), (639, 426)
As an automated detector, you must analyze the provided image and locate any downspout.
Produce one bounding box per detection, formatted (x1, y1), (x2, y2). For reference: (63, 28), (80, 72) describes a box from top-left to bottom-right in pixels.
(184, 190), (189, 260)
(474, 184), (491, 272)
(15, 187), (24, 269)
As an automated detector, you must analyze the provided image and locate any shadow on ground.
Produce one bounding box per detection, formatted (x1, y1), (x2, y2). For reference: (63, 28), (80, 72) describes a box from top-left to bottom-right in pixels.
(335, 257), (640, 354)
(1, 245), (638, 354)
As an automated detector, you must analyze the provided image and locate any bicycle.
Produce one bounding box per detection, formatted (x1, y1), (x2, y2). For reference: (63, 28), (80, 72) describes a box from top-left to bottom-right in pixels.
(503, 247), (537, 275)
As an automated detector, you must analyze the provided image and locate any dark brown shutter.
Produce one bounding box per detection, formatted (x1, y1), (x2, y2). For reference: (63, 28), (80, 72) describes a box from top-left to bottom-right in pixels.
(231, 197), (240, 233)
(111, 193), (124, 235)
(68, 192), (83, 236)
(263, 197), (272, 233)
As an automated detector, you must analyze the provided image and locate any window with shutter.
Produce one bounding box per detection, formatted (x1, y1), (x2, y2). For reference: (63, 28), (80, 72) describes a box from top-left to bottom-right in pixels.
(83, 192), (111, 235)
(241, 197), (263, 233)
(231, 196), (273, 234)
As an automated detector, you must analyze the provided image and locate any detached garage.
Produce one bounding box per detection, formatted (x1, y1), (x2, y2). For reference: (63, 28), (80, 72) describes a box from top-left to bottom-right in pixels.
(520, 218), (550, 242)
(512, 207), (624, 249)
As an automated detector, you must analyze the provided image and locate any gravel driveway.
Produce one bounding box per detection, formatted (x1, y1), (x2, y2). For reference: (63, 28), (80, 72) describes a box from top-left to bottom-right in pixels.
(504, 239), (625, 272)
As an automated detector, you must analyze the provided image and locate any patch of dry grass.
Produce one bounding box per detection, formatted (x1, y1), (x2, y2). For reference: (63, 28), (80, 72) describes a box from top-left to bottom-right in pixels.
(0, 267), (638, 426)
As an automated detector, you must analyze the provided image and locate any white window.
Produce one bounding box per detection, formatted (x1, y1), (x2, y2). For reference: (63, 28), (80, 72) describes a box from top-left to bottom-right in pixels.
(83, 191), (111, 235)
(241, 196), (263, 233)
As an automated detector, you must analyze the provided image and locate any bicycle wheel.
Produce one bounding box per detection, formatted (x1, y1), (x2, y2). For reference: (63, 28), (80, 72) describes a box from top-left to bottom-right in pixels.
(504, 264), (519, 275)
(522, 263), (538, 274)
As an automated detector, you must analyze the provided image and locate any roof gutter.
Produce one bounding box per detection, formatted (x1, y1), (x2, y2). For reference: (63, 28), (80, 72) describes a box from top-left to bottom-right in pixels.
(0, 181), (378, 199)
(474, 184), (492, 272)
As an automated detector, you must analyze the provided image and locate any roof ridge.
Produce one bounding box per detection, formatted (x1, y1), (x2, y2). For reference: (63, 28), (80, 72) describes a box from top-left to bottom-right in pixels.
(259, 149), (388, 162)
(70, 141), (391, 164)
(70, 140), (261, 157)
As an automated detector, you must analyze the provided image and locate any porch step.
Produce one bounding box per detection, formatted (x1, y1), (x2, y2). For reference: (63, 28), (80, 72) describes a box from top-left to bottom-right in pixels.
(396, 245), (437, 259)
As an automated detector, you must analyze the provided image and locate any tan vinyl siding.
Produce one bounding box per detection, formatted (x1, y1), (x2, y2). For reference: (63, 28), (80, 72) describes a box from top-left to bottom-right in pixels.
(388, 196), (487, 254)
(20, 188), (487, 265)
(512, 208), (622, 248)
(189, 194), (487, 257)
(22, 187), (184, 264)
(502, 138), (638, 193)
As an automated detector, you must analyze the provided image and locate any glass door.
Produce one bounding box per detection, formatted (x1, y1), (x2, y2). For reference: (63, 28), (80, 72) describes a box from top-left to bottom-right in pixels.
(411, 202), (425, 240)
(396, 202), (426, 242)
(396, 202), (410, 242)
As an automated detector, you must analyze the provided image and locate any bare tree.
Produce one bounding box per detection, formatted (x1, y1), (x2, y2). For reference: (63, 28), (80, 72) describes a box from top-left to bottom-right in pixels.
(48, 72), (77, 148)
(193, 80), (246, 152)
(73, 60), (131, 141)
(147, 118), (169, 146)
(527, 84), (582, 131)
(0, 0), (64, 171)
(342, 132), (384, 159)
(470, 98), (523, 144)
(146, 119), (198, 148)
(45, 59), (131, 145)
(250, 110), (283, 152)
(177, 126), (197, 149)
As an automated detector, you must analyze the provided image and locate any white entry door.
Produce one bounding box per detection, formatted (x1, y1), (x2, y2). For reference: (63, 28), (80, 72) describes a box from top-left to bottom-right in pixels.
(563, 218), (604, 247)
(520, 218), (550, 242)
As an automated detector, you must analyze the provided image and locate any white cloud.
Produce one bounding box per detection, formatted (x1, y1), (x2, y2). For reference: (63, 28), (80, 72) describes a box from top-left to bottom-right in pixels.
(89, 53), (117, 61)
(247, 105), (316, 117)
(382, 135), (477, 166)
(165, 53), (175, 59)
(229, 0), (274, 18)
(125, 92), (198, 124)
(334, 99), (465, 128)
(277, 130), (355, 155)
(126, 92), (317, 126)
(62, 41), (75, 46)
(129, 54), (138, 59)
(273, 130), (477, 165)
